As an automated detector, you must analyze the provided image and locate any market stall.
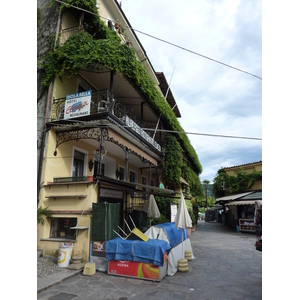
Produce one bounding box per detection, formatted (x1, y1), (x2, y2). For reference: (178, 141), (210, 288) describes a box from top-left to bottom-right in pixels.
(225, 200), (256, 232)
(144, 222), (195, 276)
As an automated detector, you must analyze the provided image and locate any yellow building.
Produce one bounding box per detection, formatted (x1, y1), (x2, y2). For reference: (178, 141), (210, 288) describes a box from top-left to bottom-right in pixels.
(215, 161), (262, 230)
(223, 161), (262, 191)
(37, 0), (200, 262)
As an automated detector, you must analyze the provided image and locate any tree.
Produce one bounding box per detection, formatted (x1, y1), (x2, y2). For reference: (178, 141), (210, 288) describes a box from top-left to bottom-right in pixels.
(37, 207), (52, 226)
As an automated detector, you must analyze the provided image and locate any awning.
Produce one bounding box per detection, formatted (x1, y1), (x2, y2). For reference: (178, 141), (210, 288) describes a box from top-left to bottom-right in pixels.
(225, 200), (256, 206)
(215, 192), (255, 204)
(134, 182), (179, 195)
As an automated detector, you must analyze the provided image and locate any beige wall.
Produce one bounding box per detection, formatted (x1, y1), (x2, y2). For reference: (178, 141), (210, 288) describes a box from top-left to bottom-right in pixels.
(224, 161), (262, 190)
(37, 214), (91, 262)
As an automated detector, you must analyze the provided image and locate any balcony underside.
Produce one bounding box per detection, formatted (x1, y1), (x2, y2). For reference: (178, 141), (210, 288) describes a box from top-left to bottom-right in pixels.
(47, 113), (161, 169)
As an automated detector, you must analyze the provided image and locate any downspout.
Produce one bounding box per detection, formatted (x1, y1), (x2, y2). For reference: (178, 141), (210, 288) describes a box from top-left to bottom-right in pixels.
(37, 11), (62, 207)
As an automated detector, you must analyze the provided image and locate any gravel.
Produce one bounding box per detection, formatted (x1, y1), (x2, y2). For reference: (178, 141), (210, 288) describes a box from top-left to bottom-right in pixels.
(37, 253), (65, 278)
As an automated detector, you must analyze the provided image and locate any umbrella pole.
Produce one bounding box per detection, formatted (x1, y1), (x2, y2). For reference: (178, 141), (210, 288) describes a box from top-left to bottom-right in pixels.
(182, 228), (184, 259)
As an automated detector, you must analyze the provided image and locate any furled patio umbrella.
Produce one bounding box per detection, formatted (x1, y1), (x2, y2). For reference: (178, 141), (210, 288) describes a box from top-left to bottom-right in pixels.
(142, 194), (160, 227)
(174, 193), (192, 259)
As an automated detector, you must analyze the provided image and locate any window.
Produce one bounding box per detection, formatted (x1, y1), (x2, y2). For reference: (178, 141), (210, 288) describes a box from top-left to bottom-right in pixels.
(50, 218), (77, 239)
(129, 171), (136, 183)
(73, 150), (85, 177)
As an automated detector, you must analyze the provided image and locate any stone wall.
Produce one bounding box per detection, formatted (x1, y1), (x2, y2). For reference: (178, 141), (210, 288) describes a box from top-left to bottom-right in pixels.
(37, 0), (60, 173)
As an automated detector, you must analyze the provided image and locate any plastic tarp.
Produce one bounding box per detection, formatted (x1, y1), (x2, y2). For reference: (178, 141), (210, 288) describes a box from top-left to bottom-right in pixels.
(92, 202), (120, 242)
(152, 222), (188, 247)
(105, 237), (171, 266)
(145, 222), (195, 276)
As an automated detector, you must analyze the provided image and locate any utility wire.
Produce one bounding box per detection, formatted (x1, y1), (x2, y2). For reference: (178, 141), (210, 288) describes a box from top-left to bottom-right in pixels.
(45, 118), (261, 141)
(53, 0), (261, 80)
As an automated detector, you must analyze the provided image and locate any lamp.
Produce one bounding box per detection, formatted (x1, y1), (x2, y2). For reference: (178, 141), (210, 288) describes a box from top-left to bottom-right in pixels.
(88, 159), (94, 171)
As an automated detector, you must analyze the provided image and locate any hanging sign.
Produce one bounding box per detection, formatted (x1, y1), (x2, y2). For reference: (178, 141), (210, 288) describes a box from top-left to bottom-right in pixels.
(125, 116), (161, 152)
(64, 90), (91, 119)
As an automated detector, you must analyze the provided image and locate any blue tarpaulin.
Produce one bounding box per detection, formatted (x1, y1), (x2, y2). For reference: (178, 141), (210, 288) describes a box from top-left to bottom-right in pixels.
(155, 222), (188, 247)
(105, 238), (171, 266)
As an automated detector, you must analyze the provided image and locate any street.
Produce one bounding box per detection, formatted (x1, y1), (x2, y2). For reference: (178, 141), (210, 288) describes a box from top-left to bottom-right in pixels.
(37, 221), (262, 300)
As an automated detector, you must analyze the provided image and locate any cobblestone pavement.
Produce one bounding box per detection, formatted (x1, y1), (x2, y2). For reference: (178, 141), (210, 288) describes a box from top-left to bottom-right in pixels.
(37, 221), (262, 300)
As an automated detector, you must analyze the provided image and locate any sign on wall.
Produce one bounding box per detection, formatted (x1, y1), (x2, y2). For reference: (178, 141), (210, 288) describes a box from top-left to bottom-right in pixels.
(64, 90), (91, 119)
(171, 204), (177, 222)
(124, 115), (161, 152)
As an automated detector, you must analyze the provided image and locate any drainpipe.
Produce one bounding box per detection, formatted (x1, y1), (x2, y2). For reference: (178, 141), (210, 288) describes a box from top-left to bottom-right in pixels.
(37, 11), (62, 207)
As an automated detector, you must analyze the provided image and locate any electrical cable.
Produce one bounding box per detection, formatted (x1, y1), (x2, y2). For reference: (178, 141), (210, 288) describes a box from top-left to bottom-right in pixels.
(53, 0), (261, 80)
(45, 118), (261, 141)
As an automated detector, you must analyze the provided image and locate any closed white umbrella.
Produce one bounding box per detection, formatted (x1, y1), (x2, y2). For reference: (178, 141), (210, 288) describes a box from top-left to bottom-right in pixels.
(142, 194), (160, 227)
(174, 193), (192, 259)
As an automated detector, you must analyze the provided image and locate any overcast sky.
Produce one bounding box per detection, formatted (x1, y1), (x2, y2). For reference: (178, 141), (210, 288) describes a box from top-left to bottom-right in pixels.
(120, 0), (262, 183)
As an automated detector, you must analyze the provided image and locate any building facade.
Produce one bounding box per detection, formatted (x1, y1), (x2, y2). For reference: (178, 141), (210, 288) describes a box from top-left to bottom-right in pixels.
(37, 0), (202, 261)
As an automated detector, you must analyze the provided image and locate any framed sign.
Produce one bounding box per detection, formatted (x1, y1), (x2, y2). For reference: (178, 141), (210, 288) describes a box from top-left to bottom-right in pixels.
(64, 90), (91, 119)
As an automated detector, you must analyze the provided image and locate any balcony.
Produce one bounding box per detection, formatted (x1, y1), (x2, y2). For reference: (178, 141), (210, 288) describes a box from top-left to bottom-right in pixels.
(51, 89), (162, 152)
(53, 176), (90, 183)
(52, 89), (141, 126)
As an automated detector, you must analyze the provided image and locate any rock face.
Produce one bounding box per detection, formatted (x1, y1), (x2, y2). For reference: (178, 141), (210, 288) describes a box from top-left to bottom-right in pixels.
(37, 0), (60, 172)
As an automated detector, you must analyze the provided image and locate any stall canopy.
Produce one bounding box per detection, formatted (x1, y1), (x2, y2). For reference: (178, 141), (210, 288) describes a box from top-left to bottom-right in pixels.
(226, 200), (256, 206)
(215, 191), (262, 205)
(215, 192), (254, 204)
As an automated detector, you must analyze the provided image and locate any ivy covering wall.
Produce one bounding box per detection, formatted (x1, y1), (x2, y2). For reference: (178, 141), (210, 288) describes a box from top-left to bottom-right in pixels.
(213, 167), (262, 198)
(39, 0), (202, 191)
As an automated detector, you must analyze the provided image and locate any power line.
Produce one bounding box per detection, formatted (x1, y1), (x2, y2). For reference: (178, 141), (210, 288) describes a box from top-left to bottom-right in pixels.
(53, 0), (261, 80)
(142, 128), (262, 141)
(132, 29), (262, 80)
(45, 119), (261, 141)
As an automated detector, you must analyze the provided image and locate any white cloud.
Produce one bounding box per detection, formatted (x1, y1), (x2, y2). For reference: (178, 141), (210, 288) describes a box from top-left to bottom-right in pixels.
(122, 0), (262, 183)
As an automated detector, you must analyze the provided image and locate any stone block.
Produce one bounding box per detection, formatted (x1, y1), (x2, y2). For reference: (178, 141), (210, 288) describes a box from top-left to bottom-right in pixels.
(83, 262), (96, 276)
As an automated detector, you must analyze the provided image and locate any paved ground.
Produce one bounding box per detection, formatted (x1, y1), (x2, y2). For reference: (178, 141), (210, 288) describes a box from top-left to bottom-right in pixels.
(37, 221), (262, 300)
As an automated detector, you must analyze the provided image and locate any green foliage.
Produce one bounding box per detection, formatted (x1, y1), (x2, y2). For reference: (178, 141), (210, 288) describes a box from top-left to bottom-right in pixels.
(181, 164), (204, 203)
(39, 1), (202, 175)
(150, 214), (169, 226)
(213, 167), (262, 197)
(154, 196), (171, 221)
(37, 206), (53, 226)
(163, 135), (182, 187)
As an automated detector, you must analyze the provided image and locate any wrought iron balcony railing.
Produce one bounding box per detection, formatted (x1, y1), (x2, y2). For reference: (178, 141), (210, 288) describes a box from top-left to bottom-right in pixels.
(53, 176), (88, 183)
(51, 89), (162, 152)
(51, 89), (144, 127)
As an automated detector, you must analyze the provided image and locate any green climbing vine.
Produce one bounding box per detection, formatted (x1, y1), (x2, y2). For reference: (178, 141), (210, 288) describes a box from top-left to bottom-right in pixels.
(213, 167), (262, 198)
(163, 135), (183, 187)
(39, 0), (202, 175)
